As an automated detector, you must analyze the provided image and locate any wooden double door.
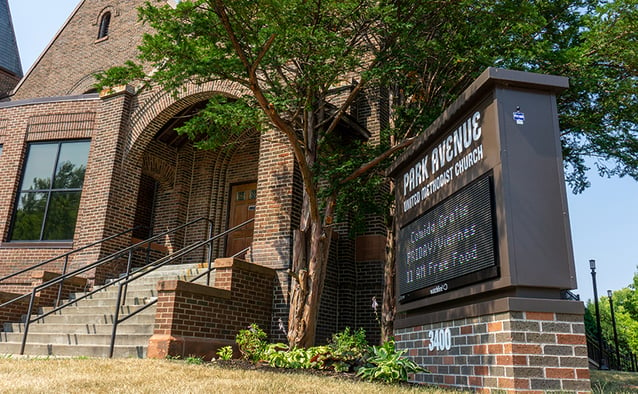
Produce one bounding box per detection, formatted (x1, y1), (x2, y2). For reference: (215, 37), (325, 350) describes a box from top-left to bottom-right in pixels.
(226, 182), (257, 257)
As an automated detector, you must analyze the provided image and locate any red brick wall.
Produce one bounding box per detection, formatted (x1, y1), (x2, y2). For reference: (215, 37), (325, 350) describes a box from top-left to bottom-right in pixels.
(0, 270), (87, 327)
(0, 291), (33, 327)
(0, 97), (99, 284)
(147, 257), (275, 359)
(31, 271), (88, 309)
(13, 0), (153, 99)
(395, 310), (591, 393)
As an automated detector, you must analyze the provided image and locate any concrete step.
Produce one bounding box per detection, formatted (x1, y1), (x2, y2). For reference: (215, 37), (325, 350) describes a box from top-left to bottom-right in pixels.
(40, 304), (157, 316)
(68, 289), (158, 301)
(6, 312), (156, 326)
(1, 332), (153, 346)
(4, 322), (153, 335)
(0, 342), (146, 358)
(54, 296), (155, 308)
(129, 263), (210, 278)
(0, 261), (212, 358)
(119, 272), (213, 286)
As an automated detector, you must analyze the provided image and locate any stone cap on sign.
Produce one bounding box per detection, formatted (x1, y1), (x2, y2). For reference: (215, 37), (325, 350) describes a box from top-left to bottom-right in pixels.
(387, 67), (569, 178)
(396, 296), (584, 329)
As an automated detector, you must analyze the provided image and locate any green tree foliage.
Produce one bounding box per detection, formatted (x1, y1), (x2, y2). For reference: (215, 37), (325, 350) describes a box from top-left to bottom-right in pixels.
(97, 0), (400, 347)
(585, 269), (638, 355)
(381, 0), (638, 193)
(96, 0), (637, 346)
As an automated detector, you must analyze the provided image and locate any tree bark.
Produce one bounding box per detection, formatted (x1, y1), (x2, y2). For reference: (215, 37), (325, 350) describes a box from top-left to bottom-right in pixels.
(288, 210), (334, 347)
(381, 180), (396, 343)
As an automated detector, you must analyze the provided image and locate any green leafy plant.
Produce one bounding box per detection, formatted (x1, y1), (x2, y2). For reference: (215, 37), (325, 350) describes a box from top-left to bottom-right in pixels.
(356, 340), (426, 383)
(184, 356), (204, 365)
(318, 327), (369, 372)
(235, 323), (268, 363)
(264, 344), (315, 369)
(330, 327), (368, 358)
(216, 346), (233, 361)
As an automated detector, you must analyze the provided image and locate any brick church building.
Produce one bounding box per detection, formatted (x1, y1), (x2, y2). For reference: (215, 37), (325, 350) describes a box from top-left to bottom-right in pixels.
(0, 0), (386, 355)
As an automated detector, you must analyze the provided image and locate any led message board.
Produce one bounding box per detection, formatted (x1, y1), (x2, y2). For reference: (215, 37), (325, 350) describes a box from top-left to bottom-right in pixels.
(397, 176), (497, 302)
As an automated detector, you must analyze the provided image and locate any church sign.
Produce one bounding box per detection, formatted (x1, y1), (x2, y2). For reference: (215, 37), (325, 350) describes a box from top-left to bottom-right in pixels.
(388, 67), (576, 308)
(392, 92), (502, 303)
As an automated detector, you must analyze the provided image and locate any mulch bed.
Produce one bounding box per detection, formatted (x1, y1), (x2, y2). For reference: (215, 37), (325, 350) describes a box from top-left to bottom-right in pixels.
(208, 359), (427, 389)
(210, 359), (360, 381)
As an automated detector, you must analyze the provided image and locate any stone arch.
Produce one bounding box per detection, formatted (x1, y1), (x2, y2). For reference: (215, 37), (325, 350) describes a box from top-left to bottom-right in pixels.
(66, 71), (101, 96)
(141, 153), (175, 189)
(122, 81), (260, 259)
(93, 6), (120, 26)
(127, 79), (250, 163)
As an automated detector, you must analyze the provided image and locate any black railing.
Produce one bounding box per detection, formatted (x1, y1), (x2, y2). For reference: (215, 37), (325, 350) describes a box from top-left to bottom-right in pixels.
(8, 216), (253, 357)
(0, 225), (146, 310)
(586, 332), (637, 372)
(12, 216), (217, 354)
(107, 218), (253, 357)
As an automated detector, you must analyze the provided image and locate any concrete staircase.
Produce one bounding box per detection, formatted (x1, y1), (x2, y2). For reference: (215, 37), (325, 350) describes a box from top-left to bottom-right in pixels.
(0, 263), (211, 358)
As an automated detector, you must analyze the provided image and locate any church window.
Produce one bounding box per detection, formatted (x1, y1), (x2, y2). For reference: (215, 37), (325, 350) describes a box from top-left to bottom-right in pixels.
(97, 12), (111, 39)
(9, 140), (90, 242)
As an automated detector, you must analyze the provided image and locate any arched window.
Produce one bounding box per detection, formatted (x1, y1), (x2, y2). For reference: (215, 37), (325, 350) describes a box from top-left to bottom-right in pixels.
(97, 12), (111, 39)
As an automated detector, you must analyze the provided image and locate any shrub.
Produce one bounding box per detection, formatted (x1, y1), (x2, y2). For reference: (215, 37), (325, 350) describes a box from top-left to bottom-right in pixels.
(356, 340), (426, 383)
(330, 327), (369, 360)
(234, 324), (428, 384)
(295, 327), (370, 372)
(235, 323), (268, 362)
(264, 344), (311, 369)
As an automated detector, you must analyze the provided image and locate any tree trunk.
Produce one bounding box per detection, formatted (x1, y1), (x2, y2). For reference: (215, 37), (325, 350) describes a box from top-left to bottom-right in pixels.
(288, 217), (333, 347)
(381, 180), (397, 343)
(286, 104), (335, 348)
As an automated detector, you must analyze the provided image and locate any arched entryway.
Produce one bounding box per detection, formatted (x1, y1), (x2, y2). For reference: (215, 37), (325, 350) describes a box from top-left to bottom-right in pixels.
(129, 95), (260, 261)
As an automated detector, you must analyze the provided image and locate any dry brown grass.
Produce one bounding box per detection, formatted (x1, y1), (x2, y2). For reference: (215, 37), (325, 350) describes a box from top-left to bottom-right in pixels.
(0, 357), (455, 393)
(590, 369), (638, 393)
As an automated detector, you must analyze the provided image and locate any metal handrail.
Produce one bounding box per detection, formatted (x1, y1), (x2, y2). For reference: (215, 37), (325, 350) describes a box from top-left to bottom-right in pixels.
(108, 218), (254, 357)
(0, 225), (145, 309)
(15, 216), (216, 354)
(1, 217), (211, 312)
(13, 216), (252, 357)
(586, 329), (637, 372)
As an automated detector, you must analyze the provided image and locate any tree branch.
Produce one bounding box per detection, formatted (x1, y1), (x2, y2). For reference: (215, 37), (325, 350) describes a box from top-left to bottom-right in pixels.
(214, 0), (320, 222)
(341, 136), (417, 184)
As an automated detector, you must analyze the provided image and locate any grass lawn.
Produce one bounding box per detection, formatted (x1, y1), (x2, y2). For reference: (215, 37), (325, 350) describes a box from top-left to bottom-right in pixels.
(4, 357), (636, 393)
(0, 357), (458, 394)
(591, 369), (638, 393)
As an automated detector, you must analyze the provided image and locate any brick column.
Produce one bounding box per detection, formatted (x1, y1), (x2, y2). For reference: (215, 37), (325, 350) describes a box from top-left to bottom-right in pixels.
(71, 86), (138, 282)
(395, 300), (591, 393)
(250, 128), (297, 341)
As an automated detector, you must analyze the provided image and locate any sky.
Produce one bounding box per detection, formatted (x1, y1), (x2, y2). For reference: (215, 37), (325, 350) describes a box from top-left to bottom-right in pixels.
(7, 0), (638, 303)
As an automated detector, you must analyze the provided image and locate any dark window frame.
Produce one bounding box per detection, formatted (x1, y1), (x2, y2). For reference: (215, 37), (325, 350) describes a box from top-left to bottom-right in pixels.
(8, 140), (90, 243)
(97, 12), (111, 39)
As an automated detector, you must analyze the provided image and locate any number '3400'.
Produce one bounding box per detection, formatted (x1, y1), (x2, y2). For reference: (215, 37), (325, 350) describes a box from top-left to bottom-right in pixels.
(428, 328), (452, 351)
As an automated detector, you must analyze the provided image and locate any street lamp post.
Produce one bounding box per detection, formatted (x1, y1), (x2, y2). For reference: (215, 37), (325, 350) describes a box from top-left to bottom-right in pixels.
(608, 290), (621, 370)
(590, 259), (607, 369)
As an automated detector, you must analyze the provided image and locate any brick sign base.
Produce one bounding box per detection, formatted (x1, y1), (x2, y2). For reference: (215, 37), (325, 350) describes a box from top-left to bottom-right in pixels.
(395, 306), (591, 393)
